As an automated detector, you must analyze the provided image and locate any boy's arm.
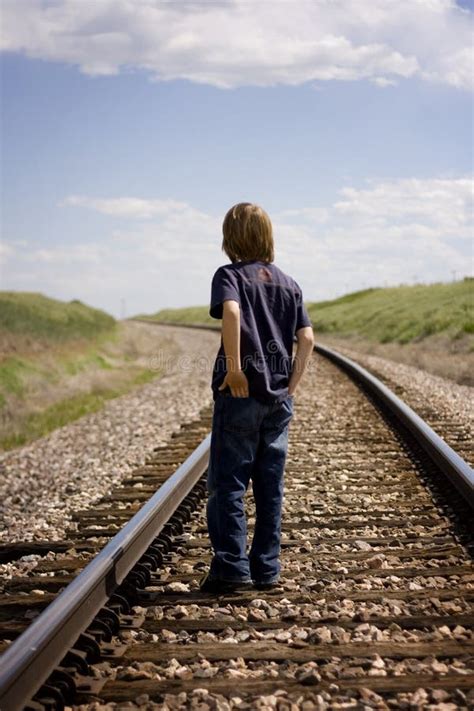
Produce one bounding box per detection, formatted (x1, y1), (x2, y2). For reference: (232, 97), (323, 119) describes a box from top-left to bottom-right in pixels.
(218, 299), (249, 398)
(288, 326), (314, 396)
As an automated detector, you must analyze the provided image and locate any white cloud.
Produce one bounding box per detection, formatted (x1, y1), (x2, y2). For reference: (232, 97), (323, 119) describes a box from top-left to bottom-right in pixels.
(332, 178), (473, 237)
(370, 77), (398, 88)
(61, 195), (222, 243)
(0, 0), (472, 90)
(3, 176), (471, 314)
(0, 242), (16, 273)
(276, 207), (330, 223)
(27, 244), (105, 264)
(61, 195), (190, 219)
(273, 175), (472, 294)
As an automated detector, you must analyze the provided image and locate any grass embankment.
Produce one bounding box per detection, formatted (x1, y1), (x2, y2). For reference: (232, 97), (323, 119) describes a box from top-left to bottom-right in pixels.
(140, 279), (473, 384)
(0, 293), (162, 450)
(136, 306), (215, 327)
(140, 280), (473, 340)
(0, 291), (116, 344)
(306, 281), (473, 385)
(306, 280), (472, 342)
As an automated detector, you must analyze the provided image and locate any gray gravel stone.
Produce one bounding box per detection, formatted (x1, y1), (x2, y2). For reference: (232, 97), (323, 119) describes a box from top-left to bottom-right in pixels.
(0, 324), (220, 543)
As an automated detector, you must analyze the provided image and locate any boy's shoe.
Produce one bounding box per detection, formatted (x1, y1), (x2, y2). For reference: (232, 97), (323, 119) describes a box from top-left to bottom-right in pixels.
(199, 572), (253, 594)
(253, 579), (280, 590)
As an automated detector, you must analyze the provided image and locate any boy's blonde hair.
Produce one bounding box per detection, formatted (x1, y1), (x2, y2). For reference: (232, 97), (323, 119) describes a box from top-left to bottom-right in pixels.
(222, 202), (274, 263)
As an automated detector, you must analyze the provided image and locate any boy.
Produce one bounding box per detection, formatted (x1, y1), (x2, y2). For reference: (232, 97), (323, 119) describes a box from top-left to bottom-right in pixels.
(200, 202), (314, 594)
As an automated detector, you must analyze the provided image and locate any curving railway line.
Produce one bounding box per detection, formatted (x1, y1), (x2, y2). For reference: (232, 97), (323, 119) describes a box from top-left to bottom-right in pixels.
(0, 342), (473, 710)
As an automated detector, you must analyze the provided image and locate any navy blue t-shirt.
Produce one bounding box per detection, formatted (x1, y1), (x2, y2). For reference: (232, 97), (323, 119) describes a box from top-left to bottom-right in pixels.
(210, 260), (312, 403)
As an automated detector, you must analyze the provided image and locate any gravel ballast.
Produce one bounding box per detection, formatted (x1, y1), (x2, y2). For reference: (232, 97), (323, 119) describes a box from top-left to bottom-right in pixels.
(316, 341), (473, 467)
(0, 324), (220, 543)
(1, 325), (471, 545)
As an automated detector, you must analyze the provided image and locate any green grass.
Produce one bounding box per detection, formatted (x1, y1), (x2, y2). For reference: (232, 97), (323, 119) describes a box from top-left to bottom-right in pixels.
(0, 366), (162, 451)
(0, 294), (163, 449)
(139, 279), (473, 345)
(0, 292), (116, 342)
(1, 391), (113, 450)
(131, 369), (158, 386)
(0, 292), (119, 410)
(306, 280), (473, 343)
(135, 305), (215, 326)
(0, 350), (119, 409)
(0, 357), (47, 398)
(62, 352), (113, 376)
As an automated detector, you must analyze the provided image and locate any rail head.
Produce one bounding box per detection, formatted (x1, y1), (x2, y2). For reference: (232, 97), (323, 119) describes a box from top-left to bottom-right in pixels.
(315, 344), (474, 509)
(0, 434), (211, 711)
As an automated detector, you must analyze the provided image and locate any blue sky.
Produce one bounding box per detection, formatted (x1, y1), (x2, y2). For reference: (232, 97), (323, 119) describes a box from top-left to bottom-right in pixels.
(1, 0), (472, 317)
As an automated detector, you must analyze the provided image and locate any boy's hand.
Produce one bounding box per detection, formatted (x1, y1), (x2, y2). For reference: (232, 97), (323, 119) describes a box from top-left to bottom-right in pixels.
(219, 370), (249, 398)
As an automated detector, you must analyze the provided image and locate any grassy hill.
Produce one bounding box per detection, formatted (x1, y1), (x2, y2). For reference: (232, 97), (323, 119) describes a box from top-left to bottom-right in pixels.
(135, 306), (215, 327)
(0, 293), (163, 450)
(306, 280), (473, 343)
(138, 279), (473, 344)
(0, 292), (116, 344)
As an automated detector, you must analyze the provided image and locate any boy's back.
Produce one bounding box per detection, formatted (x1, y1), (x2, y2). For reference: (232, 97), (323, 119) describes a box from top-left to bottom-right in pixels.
(210, 260), (311, 403)
(200, 202), (314, 594)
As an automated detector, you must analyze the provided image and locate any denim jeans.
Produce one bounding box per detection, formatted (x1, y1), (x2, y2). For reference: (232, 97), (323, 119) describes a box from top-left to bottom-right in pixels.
(206, 391), (294, 583)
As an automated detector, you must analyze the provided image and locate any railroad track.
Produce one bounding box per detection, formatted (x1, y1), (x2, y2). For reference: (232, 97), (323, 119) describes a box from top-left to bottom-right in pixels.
(0, 344), (473, 710)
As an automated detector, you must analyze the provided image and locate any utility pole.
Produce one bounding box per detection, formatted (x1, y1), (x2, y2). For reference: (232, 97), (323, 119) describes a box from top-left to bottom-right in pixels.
(120, 298), (126, 320)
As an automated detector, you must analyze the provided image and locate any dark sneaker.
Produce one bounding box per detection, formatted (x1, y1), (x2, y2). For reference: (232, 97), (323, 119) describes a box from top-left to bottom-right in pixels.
(253, 580), (280, 590)
(199, 572), (252, 594)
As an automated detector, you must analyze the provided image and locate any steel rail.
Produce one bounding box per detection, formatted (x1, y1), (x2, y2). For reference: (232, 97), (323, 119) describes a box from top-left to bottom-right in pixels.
(315, 344), (474, 509)
(0, 434), (211, 711)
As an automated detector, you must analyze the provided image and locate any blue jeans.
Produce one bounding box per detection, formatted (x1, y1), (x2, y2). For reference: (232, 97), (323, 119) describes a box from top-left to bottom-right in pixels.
(206, 391), (294, 583)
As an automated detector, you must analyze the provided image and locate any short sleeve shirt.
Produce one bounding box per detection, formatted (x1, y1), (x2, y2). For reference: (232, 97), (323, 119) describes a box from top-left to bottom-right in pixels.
(209, 260), (312, 403)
